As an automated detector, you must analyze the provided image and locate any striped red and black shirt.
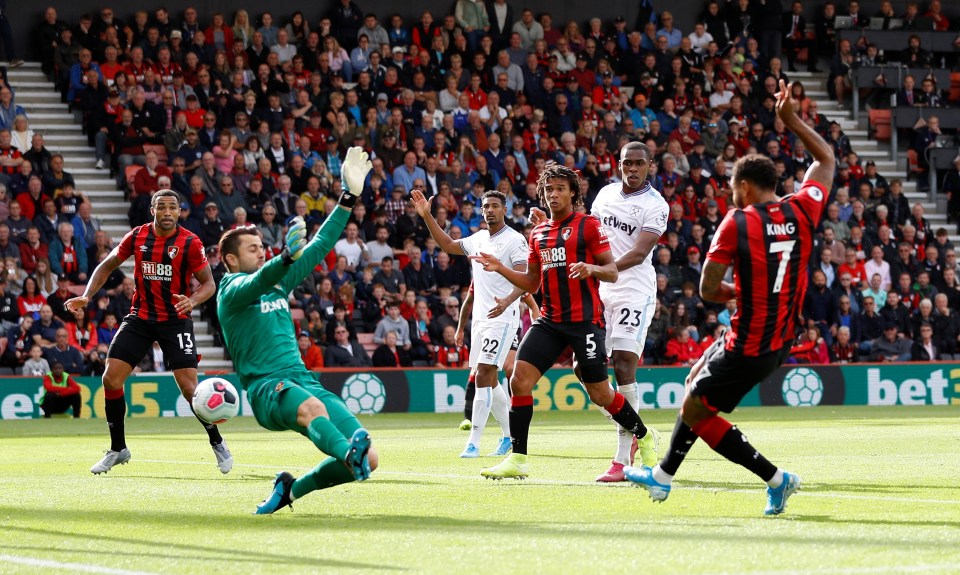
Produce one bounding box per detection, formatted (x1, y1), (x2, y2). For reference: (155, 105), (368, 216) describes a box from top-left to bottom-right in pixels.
(117, 224), (208, 322)
(707, 180), (828, 356)
(529, 212), (610, 324)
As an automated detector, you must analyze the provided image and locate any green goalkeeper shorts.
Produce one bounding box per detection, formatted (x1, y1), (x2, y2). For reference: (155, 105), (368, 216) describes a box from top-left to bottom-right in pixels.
(246, 371), (361, 438)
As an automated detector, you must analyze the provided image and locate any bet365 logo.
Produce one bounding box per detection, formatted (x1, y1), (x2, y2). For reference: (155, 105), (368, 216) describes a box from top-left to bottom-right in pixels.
(867, 368), (952, 405)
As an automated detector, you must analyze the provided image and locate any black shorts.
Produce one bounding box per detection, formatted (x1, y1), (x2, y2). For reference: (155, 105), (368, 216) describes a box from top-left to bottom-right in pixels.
(108, 315), (199, 371)
(689, 337), (789, 413)
(516, 319), (608, 382)
(510, 327), (522, 351)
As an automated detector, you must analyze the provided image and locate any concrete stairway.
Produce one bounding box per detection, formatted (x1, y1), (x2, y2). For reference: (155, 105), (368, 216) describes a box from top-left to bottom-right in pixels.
(7, 62), (232, 371)
(789, 71), (954, 242)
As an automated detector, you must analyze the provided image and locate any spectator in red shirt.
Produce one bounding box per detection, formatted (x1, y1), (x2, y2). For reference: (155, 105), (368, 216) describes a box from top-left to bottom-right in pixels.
(132, 150), (173, 198)
(297, 331), (325, 370)
(15, 176), (50, 221)
(665, 328), (703, 366)
(399, 289), (418, 320)
(434, 325), (468, 367)
(838, 246), (868, 288)
(18, 227), (48, 275)
(40, 360), (82, 418)
(788, 326), (830, 364)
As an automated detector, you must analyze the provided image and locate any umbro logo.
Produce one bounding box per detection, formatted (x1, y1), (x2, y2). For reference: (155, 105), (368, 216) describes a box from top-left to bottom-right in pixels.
(139, 245), (148, 252)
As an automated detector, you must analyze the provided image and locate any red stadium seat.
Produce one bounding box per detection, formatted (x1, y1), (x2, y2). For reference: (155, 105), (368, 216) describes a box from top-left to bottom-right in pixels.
(868, 109), (891, 141)
(125, 166), (143, 192)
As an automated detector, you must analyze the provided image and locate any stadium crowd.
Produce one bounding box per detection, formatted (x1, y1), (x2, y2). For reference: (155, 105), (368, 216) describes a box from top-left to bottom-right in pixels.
(1, 0), (960, 375)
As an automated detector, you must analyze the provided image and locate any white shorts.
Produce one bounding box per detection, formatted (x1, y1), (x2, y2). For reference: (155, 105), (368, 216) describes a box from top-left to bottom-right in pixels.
(468, 320), (516, 370)
(603, 294), (656, 357)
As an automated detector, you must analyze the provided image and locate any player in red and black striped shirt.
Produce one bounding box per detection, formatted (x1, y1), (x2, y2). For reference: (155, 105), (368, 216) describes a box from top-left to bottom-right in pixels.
(627, 81), (835, 516)
(472, 163), (652, 480)
(65, 190), (231, 476)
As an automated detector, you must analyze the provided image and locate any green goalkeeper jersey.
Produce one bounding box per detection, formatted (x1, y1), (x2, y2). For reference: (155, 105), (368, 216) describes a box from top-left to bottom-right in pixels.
(217, 207), (350, 389)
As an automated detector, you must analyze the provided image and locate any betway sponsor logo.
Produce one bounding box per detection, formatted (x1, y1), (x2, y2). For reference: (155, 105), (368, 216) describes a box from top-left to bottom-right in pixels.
(602, 215), (637, 236)
(260, 298), (290, 313)
(867, 368), (949, 406)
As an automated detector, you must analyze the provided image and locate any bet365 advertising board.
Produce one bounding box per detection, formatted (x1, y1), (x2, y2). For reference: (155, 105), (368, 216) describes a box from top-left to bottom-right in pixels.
(1, 364), (958, 419)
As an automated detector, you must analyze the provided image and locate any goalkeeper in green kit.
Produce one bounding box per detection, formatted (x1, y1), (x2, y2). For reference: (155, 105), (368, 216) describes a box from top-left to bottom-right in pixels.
(217, 147), (378, 514)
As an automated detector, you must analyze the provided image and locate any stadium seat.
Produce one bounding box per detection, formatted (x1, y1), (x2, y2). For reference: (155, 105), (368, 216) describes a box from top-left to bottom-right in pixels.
(412, 360), (430, 367)
(950, 72), (960, 103)
(868, 109), (891, 141)
(0, 367), (14, 375)
(357, 333), (374, 345)
(906, 149), (927, 180)
(125, 165), (143, 191)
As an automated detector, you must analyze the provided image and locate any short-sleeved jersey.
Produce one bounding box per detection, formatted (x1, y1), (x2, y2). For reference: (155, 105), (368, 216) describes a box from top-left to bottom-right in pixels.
(218, 270), (302, 386)
(458, 225), (528, 324)
(591, 181), (669, 300)
(707, 180), (829, 356)
(117, 224), (208, 322)
(529, 212), (611, 324)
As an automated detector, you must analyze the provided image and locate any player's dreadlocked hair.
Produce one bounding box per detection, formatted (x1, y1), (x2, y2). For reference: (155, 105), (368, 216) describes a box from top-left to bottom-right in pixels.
(536, 162), (583, 210)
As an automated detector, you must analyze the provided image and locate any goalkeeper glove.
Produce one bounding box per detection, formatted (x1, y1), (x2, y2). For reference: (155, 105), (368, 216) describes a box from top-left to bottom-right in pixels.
(339, 146), (373, 208)
(281, 216), (307, 265)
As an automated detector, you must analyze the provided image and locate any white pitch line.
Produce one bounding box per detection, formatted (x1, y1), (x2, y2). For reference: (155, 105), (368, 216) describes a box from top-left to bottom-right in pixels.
(709, 563), (960, 575)
(0, 554), (157, 575)
(134, 459), (960, 506)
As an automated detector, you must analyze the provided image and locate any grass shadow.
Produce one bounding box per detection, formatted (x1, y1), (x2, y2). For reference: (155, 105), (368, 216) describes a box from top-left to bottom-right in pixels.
(2, 521), (395, 571)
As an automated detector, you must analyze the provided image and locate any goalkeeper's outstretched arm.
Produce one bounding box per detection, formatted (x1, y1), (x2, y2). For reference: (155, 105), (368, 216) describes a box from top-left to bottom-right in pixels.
(278, 146), (371, 292)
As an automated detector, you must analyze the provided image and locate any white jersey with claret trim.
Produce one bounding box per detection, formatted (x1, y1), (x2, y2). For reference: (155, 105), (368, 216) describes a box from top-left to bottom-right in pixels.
(592, 181), (669, 300)
(457, 225), (528, 324)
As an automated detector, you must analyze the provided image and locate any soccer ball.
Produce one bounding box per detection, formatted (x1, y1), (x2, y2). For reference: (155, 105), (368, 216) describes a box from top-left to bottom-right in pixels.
(781, 368), (824, 407)
(341, 373), (386, 415)
(192, 378), (240, 424)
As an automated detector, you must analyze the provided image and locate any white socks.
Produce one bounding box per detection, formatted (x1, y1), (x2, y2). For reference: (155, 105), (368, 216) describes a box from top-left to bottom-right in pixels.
(613, 383), (640, 465)
(467, 387), (492, 447)
(652, 465), (674, 485)
(767, 468), (784, 489)
(490, 383), (511, 438)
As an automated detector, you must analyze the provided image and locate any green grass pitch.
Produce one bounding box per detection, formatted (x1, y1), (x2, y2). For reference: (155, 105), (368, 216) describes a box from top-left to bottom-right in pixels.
(1, 406), (958, 574)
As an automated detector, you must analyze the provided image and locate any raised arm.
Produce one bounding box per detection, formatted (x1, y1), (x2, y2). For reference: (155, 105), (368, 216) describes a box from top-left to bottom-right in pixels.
(278, 207), (351, 294)
(411, 189), (465, 255)
(218, 254), (296, 311)
(777, 80), (836, 190)
(280, 146), (371, 293)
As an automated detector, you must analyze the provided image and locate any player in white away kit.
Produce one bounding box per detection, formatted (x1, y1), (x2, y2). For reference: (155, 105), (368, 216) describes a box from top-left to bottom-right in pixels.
(533, 142), (666, 481)
(592, 142), (668, 481)
(412, 189), (528, 457)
